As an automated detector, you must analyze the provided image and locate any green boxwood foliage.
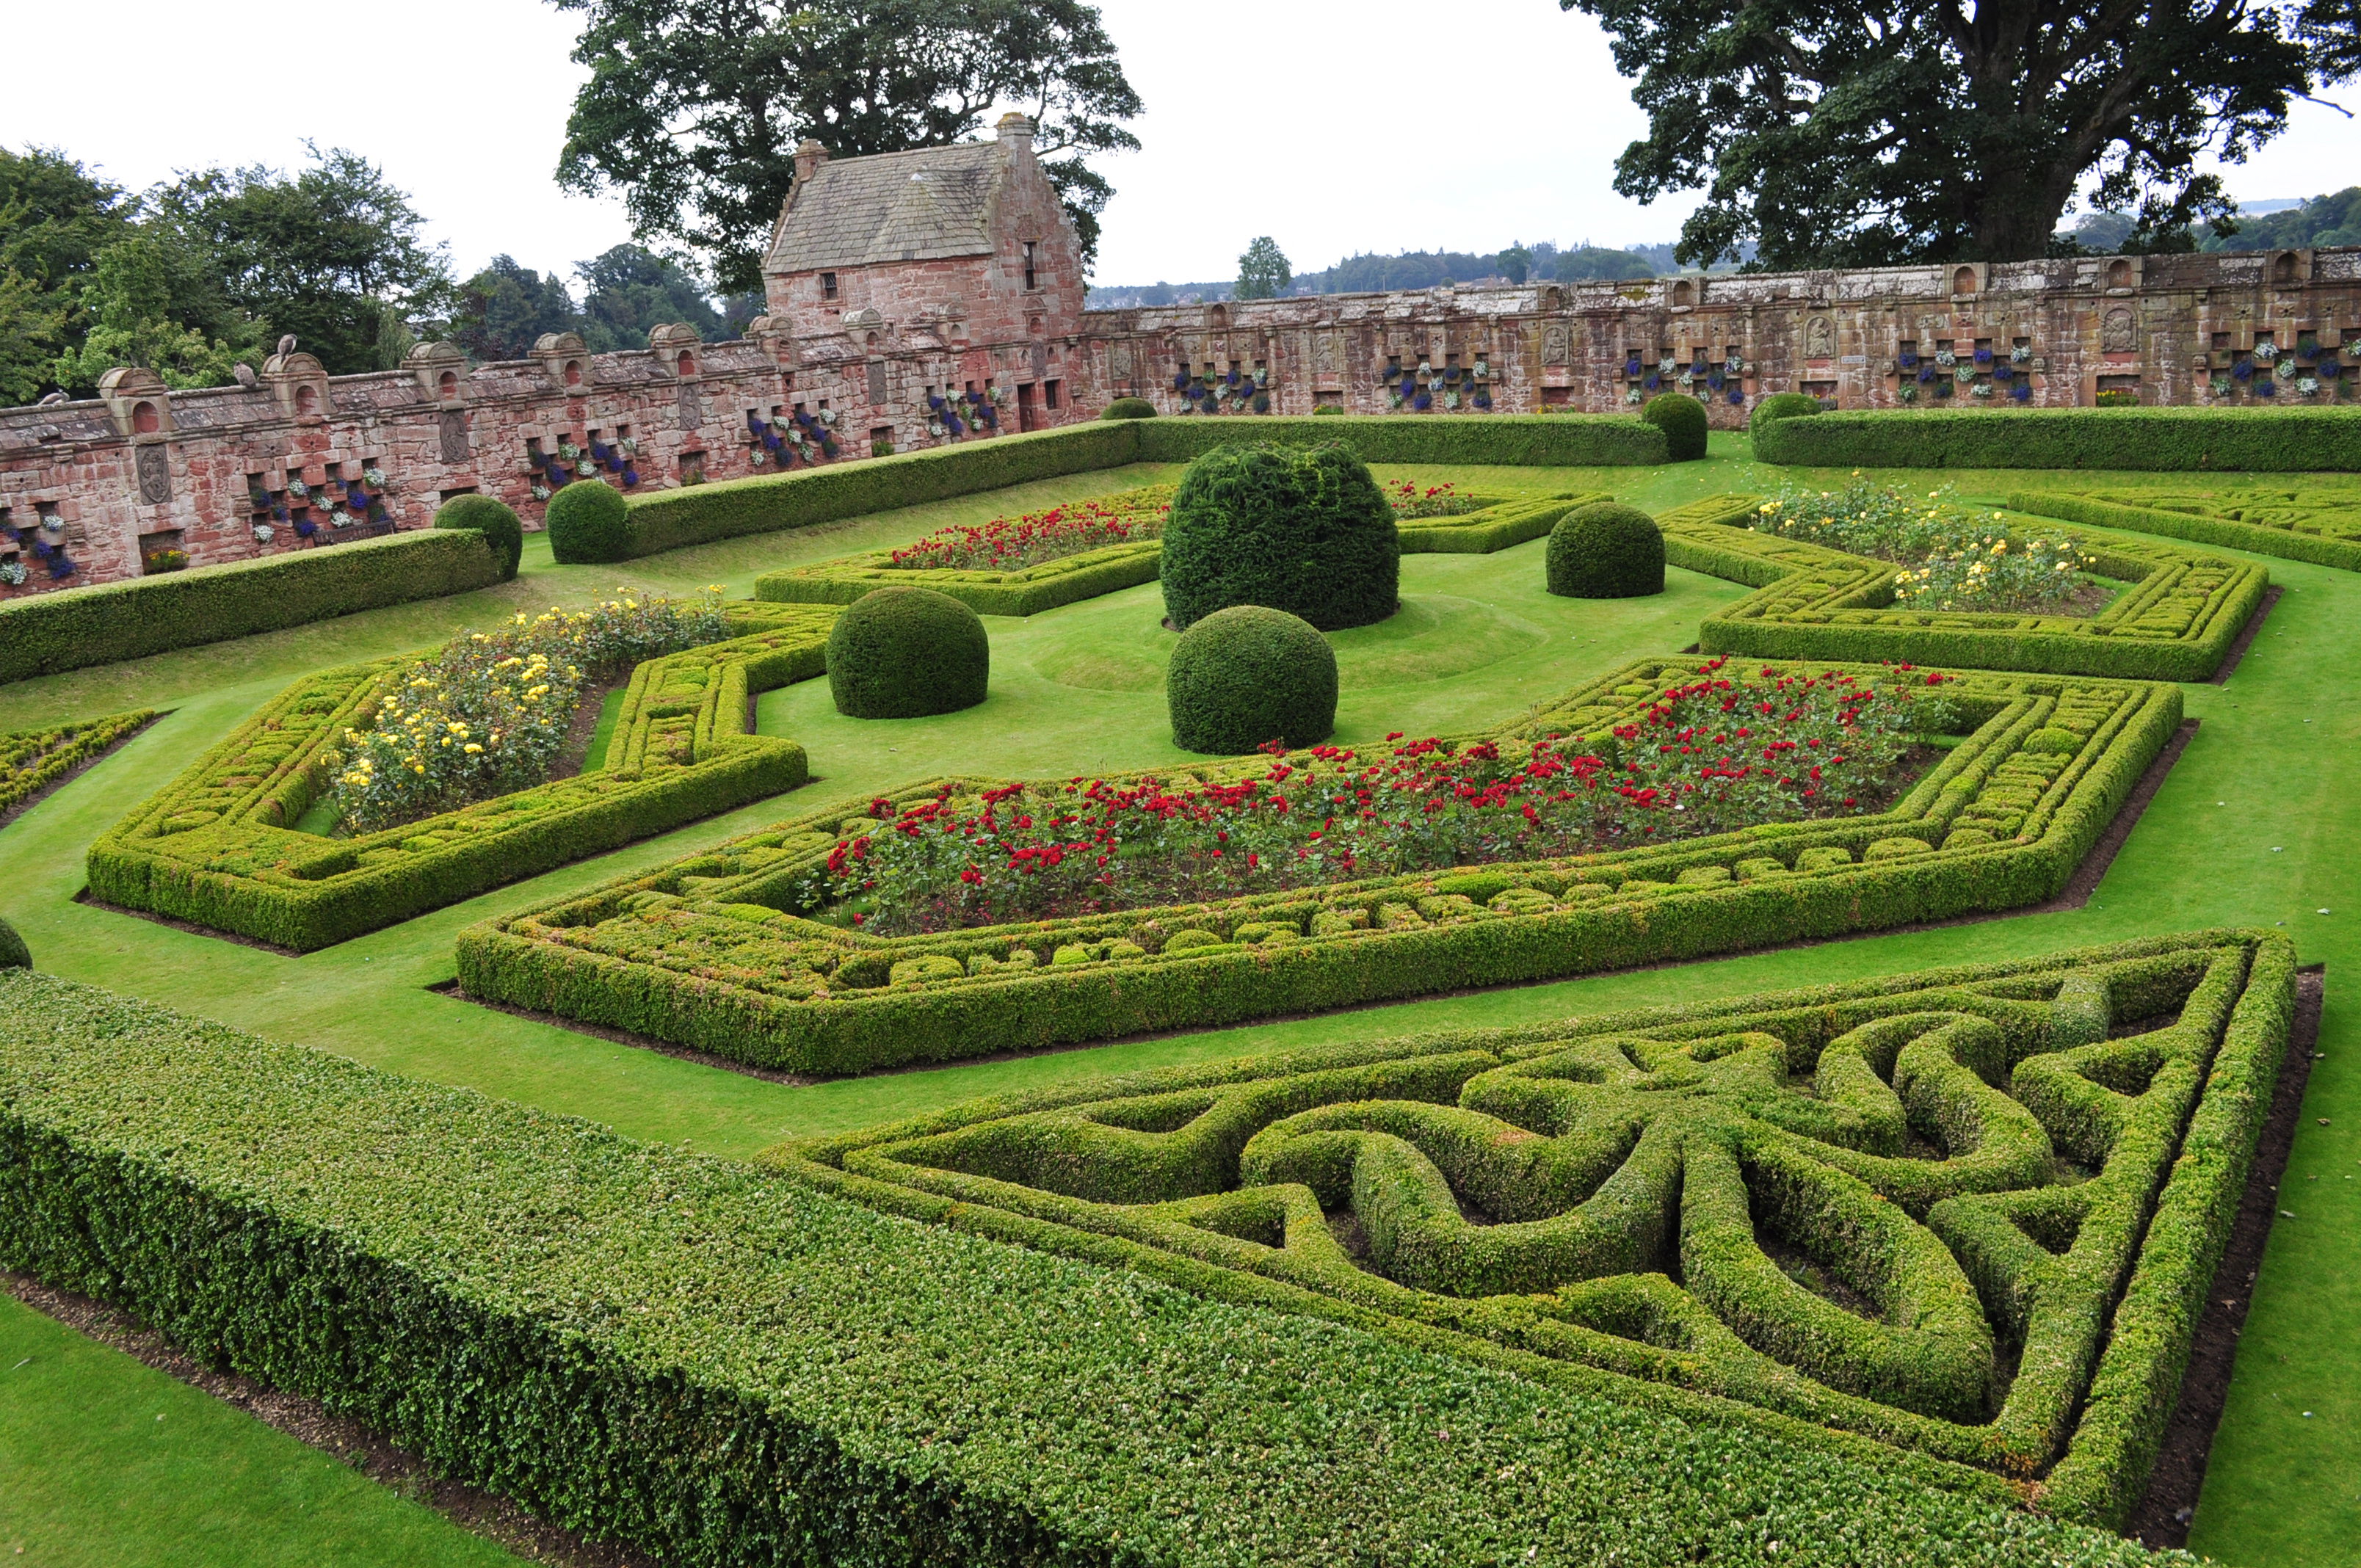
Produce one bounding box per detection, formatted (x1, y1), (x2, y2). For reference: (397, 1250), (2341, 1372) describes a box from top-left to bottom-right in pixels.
(1134, 416), (1667, 468)
(545, 479), (632, 564)
(433, 493), (524, 581)
(1642, 392), (1709, 460)
(1749, 392), (1824, 434)
(1161, 443), (1399, 631)
(783, 929), (2288, 1533)
(457, 658), (2182, 1075)
(1548, 503), (1666, 598)
(826, 587), (990, 719)
(0, 915), (26, 970)
(88, 604), (827, 950)
(1754, 407), (2361, 471)
(1310, 403), (1346, 415)
(0, 968), (2186, 1567)
(0, 531), (501, 687)
(2009, 490), (2361, 573)
(1167, 606), (1338, 754)
(1099, 396), (1156, 419)
(1, 708), (153, 818)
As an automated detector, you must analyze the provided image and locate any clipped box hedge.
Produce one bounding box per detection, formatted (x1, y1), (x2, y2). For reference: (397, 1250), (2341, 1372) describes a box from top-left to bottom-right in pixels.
(457, 656), (2181, 1075)
(1, 708), (153, 817)
(1752, 406), (2361, 471)
(755, 492), (1601, 617)
(0, 968), (2188, 1566)
(620, 415), (1664, 562)
(780, 929), (2291, 1533)
(87, 603), (833, 951)
(0, 529), (502, 686)
(2009, 488), (2361, 573)
(1665, 493), (2269, 681)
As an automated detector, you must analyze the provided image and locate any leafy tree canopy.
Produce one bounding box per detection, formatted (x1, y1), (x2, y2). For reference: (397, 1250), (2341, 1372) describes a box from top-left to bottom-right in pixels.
(1497, 243), (1534, 284)
(552, 0), (1142, 294)
(1563, 0), (2361, 267)
(2201, 186), (2361, 250)
(1553, 244), (1658, 281)
(1233, 236), (1291, 300)
(449, 256), (582, 363)
(576, 243), (725, 351)
(155, 145), (453, 375)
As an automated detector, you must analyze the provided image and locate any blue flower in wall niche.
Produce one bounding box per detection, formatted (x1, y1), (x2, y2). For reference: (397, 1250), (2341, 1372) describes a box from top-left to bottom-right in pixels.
(1728, 387), (1745, 404)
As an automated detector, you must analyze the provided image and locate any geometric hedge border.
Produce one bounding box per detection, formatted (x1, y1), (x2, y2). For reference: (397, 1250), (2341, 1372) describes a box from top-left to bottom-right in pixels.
(86, 602), (833, 951)
(457, 656), (2183, 1075)
(750, 491), (1608, 617)
(778, 927), (2296, 1531)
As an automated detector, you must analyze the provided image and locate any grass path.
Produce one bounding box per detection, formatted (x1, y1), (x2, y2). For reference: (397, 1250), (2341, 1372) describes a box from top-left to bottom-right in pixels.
(0, 433), (2355, 1564)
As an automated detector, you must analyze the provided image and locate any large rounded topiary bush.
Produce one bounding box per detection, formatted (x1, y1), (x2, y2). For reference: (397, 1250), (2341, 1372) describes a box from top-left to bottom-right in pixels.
(827, 586), (990, 719)
(545, 479), (631, 565)
(1161, 442), (1398, 632)
(1749, 391), (1822, 435)
(1546, 503), (1665, 598)
(0, 912), (29, 970)
(1100, 396), (1157, 420)
(1641, 392), (1709, 461)
(1167, 605), (1337, 754)
(432, 493), (523, 580)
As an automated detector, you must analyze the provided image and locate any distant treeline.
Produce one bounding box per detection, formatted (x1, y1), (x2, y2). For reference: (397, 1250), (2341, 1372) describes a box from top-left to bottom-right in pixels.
(1086, 237), (1758, 309)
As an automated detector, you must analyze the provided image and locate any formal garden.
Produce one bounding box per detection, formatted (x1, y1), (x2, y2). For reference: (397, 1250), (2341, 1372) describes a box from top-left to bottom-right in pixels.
(3, 405), (2360, 1567)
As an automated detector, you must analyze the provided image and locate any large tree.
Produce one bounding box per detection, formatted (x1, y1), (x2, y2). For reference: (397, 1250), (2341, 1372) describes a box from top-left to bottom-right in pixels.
(1233, 236), (1291, 300)
(0, 148), (136, 400)
(551, 0), (1142, 294)
(576, 243), (725, 351)
(1564, 0), (2361, 266)
(156, 146), (453, 374)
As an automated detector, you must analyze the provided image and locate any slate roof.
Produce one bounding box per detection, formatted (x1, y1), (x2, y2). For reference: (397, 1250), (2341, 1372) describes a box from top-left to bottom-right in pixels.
(769, 142), (1004, 273)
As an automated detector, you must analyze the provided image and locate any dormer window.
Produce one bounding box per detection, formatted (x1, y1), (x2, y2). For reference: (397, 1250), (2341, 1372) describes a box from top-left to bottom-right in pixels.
(1023, 242), (1038, 291)
(820, 272), (838, 302)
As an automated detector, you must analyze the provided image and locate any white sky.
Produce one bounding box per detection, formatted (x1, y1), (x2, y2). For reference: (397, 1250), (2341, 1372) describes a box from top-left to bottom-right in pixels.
(2, 0), (2356, 291)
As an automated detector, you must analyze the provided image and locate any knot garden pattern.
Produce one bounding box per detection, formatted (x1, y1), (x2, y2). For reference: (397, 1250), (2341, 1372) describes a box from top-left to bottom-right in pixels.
(794, 931), (2293, 1502)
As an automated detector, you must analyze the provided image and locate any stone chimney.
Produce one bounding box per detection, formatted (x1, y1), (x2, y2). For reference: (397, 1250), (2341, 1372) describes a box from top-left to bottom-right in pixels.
(995, 112), (1037, 167)
(793, 139), (830, 189)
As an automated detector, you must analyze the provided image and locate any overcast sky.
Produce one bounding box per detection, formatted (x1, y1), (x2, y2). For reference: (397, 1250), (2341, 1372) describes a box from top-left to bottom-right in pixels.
(4, 0), (2357, 292)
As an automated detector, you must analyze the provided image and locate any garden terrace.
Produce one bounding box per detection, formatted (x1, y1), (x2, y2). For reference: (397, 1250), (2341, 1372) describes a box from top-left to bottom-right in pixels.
(2, 433), (2358, 1567)
(787, 929), (2295, 1530)
(88, 601), (833, 950)
(457, 656), (2180, 1074)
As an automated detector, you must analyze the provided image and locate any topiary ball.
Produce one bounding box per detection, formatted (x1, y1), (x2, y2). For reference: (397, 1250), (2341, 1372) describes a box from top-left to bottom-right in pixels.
(1167, 605), (1337, 755)
(1749, 391), (1822, 435)
(545, 479), (631, 565)
(1641, 391), (1709, 461)
(1546, 503), (1665, 598)
(1161, 442), (1398, 632)
(433, 493), (523, 581)
(1100, 396), (1157, 420)
(826, 586), (990, 719)
(0, 912), (29, 970)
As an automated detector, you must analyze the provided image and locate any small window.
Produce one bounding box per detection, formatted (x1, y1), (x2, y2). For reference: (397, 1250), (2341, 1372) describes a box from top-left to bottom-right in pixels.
(1044, 379), (1062, 410)
(1023, 241), (1039, 291)
(820, 272), (838, 301)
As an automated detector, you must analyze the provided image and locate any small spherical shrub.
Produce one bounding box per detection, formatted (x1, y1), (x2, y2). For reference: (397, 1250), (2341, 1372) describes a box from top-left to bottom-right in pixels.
(1546, 502), (1665, 598)
(1100, 396), (1157, 420)
(1641, 391), (1709, 461)
(1167, 605), (1337, 755)
(1749, 391), (1823, 435)
(432, 493), (523, 581)
(1161, 442), (1398, 632)
(827, 586), (990, 719)
(0, 913), (29, 970)
(545, 479), (631, 565)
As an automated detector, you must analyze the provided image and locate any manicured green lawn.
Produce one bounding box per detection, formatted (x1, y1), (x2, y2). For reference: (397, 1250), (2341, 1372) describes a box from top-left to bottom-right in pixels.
(1, 432), (2356, 1563)
(0, 1292), (513, 1567)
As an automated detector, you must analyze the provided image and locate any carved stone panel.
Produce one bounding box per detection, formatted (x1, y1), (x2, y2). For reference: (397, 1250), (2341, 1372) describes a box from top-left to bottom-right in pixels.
(439, 410), (471, 463)
(135, 443), (170, 504)
(1803, 316), (1835, 358)
(1542, 323), (1572, 366)
(1109, 340), (1134, 380)
(2101, 308), (2137, 353)
(1313, 333), (1338, 374)
(866, 361), (888, 405)
(678, 382), (703, 430)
